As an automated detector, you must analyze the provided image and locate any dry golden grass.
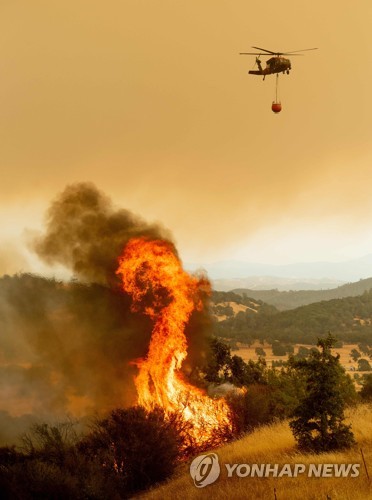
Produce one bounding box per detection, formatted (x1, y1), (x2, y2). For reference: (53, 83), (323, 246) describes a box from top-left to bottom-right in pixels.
(236, 343), (370, 388)
(236, 342), (363, 370)
(140, 404), (372, 500)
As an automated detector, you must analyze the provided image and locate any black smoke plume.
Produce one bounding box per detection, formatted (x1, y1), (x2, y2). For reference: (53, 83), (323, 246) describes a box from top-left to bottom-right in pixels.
(33, 182), (174, 285)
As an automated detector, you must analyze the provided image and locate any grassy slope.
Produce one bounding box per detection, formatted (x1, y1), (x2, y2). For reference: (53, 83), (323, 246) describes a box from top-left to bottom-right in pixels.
(141, 404), (372, 500)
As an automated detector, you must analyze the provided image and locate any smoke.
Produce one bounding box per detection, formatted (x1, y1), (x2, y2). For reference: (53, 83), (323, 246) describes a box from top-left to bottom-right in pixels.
(0, 273), (153, 443)
(32, 182), (174, 285)
(0, 243), (27, 276)
(0, 183), (212, 445)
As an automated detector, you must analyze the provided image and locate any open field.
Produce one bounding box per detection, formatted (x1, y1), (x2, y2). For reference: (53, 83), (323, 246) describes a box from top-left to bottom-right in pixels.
(141, 404), (372, 500)
(234, 342), (370, 373)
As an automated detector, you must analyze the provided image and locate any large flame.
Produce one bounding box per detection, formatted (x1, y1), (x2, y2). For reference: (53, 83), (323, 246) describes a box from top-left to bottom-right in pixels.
(116, 237), (231, 444)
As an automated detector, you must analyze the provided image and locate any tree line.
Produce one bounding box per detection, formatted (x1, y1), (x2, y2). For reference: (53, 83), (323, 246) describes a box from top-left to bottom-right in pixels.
(213, 290), (372, 345)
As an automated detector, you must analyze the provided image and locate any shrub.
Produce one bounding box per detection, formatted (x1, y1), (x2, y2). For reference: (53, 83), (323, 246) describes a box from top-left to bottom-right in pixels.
(228, 384), (276, 435)
(0, 408), (188, 498)
(79, 406), (184, 494)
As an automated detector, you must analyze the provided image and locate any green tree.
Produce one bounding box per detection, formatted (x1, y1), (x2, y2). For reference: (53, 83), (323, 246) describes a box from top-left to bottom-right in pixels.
(272, 343), (287, 356)
(205, 338), (266, 387)
(285, 344), (295, 354)
(358, 343), (370, 356)
(205, 338), (232, 383)
(266, 365), (307, 420)
(357, 358), (372, 372)
(350, 349), (361, 362)
(230, 356), (266, 386)
(289, 334), (355, 452)
(296, 346), (311, 359)
(255, 347), (266, 357)
(360, 374), (372, 401)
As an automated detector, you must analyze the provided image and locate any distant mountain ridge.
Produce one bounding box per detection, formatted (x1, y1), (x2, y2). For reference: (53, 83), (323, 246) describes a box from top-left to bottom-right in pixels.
(186, 253), (372, 282)
(212, 276), (346, 292)
(232, 277), (372, 311)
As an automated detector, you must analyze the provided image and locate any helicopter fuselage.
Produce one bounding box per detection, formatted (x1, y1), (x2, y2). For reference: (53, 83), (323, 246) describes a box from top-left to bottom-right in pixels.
(249, 56), (291, 77)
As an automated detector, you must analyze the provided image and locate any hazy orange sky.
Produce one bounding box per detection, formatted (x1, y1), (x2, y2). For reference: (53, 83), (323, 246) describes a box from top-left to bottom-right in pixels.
(1, 1), (372, 276)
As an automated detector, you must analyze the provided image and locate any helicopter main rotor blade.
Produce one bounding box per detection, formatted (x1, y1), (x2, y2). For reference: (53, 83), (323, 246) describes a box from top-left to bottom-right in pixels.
(240, 47), (317, 57)
(282, 48), (318, 54)
(249, 46), (318, 56)
(252, 46), (278, 54)
(240, 52), (303, 56)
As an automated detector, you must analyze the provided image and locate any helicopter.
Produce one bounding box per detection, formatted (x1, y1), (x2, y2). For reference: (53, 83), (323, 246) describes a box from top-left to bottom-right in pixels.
(240, 46), (318, 80)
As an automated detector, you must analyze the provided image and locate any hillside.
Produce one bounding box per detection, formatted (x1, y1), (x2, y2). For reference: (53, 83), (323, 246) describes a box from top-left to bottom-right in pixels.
(213, 289), (372, 345)
(141, 404), (372, 500)
(233, 277), (372, 310)
(211, 290), (277, 321)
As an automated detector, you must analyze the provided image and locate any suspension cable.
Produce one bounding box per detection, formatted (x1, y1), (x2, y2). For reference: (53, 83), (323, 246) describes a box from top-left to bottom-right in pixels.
(275, 73), (279, 102)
